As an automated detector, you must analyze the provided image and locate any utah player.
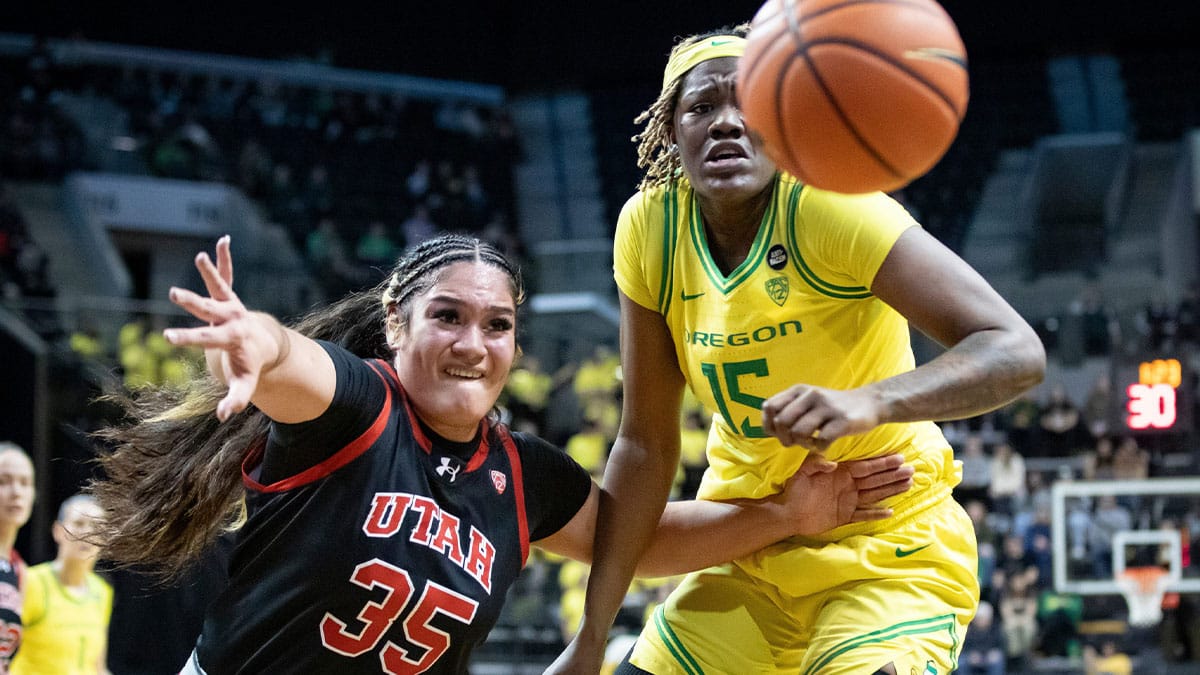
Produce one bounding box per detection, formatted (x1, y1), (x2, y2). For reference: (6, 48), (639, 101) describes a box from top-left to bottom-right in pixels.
(0, 442), (34, 672)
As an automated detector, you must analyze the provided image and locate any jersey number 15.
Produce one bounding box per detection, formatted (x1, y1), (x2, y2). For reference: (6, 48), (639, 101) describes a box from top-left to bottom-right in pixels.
(701, 358), (770, 438)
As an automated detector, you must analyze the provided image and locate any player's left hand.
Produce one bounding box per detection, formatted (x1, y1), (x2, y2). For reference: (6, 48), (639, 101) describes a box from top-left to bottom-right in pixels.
(761, 383), (883, 450)
(779, 452), (913, 535)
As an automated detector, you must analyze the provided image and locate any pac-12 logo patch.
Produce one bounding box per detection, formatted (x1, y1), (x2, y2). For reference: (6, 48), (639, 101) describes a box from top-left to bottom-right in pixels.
(767, 244), (788, 270)
(765, 277), (789, 306)
(490, 470), (507, 494)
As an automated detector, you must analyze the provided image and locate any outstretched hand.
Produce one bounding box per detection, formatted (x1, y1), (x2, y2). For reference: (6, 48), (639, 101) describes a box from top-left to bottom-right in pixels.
(778, 452), (914, 535)
(163, 236), (274, 421)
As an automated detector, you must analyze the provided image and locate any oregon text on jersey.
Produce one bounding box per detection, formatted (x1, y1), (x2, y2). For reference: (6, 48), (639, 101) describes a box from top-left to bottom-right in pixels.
(683, 320), (802, 348)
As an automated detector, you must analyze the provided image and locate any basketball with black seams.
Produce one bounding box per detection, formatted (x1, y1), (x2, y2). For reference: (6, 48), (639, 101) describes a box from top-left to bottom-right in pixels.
(738, 0), (969, 194)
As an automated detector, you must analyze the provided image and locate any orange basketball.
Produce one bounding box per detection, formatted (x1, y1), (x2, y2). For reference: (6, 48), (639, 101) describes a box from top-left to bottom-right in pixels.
(738, 0), (969, 194)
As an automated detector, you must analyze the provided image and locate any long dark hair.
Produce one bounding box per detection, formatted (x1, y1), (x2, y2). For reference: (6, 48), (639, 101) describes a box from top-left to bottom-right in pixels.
(91, 233), (524, 579)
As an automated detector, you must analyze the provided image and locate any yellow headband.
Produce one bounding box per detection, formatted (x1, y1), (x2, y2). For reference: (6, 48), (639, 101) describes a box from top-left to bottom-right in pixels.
(661, 35), (747, 93)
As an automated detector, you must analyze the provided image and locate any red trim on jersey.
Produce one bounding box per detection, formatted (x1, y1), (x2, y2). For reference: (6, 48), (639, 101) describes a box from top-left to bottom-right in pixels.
(10, 549), (23, 590)
(464, 421), (492, 472)
(378, 358), (490, 470)
(497, 426), (530, 566)
(242, 359), (393, 493)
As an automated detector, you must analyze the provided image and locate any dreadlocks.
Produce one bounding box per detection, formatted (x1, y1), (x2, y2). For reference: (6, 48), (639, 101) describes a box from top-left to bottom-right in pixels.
(633, 24), (750, 191)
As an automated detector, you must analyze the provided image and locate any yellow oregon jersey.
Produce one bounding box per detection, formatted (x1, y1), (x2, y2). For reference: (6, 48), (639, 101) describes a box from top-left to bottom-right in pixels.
(614, 174), (954, 512)
(11, 563), (113, 675)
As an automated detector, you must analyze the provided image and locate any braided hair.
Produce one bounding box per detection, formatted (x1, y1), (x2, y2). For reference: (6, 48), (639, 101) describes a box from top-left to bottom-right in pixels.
(91, 233), (523, 579)
(633, 24), (750, 191)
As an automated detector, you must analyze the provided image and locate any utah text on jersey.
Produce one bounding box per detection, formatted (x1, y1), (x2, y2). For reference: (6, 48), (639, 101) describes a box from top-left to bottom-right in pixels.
(362, 491), (497, 593)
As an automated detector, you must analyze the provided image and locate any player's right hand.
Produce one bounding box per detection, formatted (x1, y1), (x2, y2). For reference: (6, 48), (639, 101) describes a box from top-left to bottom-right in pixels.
(163, 236), (272, 421)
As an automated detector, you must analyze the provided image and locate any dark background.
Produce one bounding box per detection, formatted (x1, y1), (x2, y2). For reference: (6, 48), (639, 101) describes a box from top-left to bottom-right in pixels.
(3, 1), (1200, 90)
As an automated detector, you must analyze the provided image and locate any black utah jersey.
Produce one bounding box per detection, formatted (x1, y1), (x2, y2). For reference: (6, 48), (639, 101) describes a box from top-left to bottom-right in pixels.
(0, 549), (23, 672)
(195, 343), (591, 674)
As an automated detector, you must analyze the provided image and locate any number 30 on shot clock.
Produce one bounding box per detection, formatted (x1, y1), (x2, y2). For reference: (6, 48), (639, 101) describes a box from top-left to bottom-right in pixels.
(1126, 358), (1180, 430)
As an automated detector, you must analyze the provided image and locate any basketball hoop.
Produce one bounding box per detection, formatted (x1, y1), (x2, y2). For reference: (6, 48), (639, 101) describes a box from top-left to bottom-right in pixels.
(1117, 566), (1170, 626)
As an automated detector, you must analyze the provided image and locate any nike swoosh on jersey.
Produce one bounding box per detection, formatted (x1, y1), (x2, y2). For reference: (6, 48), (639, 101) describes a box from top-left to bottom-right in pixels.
(680, 290), (706, 301)
(895, 544), (932, 558)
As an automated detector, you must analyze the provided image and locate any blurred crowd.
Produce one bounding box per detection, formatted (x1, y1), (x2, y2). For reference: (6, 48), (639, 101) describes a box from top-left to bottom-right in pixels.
(1, 36), (524, 305)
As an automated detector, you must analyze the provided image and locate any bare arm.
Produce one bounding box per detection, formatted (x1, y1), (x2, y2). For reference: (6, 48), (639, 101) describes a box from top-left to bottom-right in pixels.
(762, 227), (1045, 448)
(536, 453), (913, 577)
(549, 293), (686, 672)
(165, 236), (336, 423)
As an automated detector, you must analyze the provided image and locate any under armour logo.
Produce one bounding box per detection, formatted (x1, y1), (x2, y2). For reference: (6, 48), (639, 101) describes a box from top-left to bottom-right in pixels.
(435, 456), (462, 482)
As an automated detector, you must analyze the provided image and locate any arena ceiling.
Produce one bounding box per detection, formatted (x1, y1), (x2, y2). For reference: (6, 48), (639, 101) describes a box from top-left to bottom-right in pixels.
(3, 1), (1198, 90)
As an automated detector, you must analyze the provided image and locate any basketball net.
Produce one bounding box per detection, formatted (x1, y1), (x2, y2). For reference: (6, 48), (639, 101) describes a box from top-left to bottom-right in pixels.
(1117, 566), (1170, 626)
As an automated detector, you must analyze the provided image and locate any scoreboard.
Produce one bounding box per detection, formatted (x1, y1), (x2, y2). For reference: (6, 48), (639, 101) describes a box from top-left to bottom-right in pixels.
(1123, 358), (1193, 432)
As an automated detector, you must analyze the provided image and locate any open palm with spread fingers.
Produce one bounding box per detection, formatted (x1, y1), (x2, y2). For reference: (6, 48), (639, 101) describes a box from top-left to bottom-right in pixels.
(778, 452), (914, 534)
(163, 236), (275, 421)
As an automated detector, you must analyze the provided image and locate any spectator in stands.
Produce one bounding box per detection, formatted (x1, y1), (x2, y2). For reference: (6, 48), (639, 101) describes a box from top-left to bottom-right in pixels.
(1082, 435), (1116, 481)
(1072, 284), (1119, 356)
(995, 533), (1040, 592)
(235, 138), (273, 199)
(1025, 527), (1054, 592)
(1136, 290), (1177, 352)
(1038, 382), (1087, 457)
(504, 354), (557, 433)
(958, 600), (1006, 675)
(1088, 494), (1133, 578)
(305, 217), (355, 295)
(1111, 436), (1149, 481)
(461, 163), (490, 226)
(966, 499), (1003, 604)
(997, 574), (1038, 671)
(479, 210), (523, 262)
(1035, 588), (1083, 658)
(265, 163), (306, 226)
(558, 559), (590, 644)
(1012, 472), (1053, 542)
(405, 159), (433, 203)
(956, 433), (992, 506)
(565, 418), (609, 480)
(1081, 373), (1113, 440)
(1082, 638), (1132, 675)
(354, 221), (400, 269)
(988, 442), (1026, 517)
(400, 202), (439, 247)
(1176, 281), (1199, 349)
(302, 164), (335, 219)
(1111, 436), (1149, 514)
(998, 393), (1039, 457)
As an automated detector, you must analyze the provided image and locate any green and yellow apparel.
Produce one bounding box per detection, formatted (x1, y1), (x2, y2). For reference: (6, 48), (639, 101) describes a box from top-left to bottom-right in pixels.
(11, 562), (113, 675)
(613, 172), (959, 540)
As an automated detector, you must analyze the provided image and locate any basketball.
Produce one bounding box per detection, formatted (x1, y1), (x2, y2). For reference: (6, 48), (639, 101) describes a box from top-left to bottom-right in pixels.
(738, 0), (969, 194)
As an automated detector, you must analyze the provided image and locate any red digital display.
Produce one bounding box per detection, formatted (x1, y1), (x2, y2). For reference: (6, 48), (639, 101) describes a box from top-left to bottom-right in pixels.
(1126, 383), (1177, 430)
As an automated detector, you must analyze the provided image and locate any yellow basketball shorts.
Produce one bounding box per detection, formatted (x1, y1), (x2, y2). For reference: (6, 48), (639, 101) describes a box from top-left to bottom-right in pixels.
(629, 496), (980, 675)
